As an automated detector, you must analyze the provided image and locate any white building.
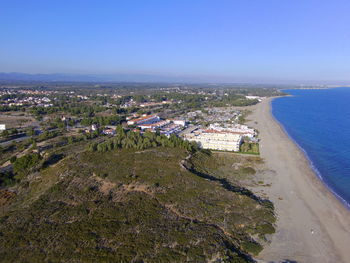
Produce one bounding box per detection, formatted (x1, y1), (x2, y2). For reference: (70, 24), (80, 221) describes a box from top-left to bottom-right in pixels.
(0, 124), (5, 131)
(138, 120), (169, 130)
(172, 119), (187, 127)
(127, 115), (160, 125)
(102, 128), (115, 135)
(209, 124), (256, 138)
(245, 95), (264, 101)
(184, 129), (242, 152)
(160, 123), (183, 136)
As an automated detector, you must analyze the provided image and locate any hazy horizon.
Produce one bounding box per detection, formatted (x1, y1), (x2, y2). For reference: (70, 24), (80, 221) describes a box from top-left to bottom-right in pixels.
(1, 71), (350, 86)
(2, 1), (350, 84)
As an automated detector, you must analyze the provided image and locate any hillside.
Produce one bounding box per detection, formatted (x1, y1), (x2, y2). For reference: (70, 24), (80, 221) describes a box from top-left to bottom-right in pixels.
(0, 145), (275, 262)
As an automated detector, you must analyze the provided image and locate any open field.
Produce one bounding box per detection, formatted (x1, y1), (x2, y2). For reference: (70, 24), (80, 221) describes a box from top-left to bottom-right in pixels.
(0, 112), (37, 129)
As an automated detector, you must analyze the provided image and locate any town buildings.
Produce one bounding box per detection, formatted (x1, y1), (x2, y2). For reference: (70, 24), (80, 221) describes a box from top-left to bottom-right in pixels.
(208, 124), (256, 138)
(183, 129), (242, 152)
(127, 115), (160, 125)
(245, 95), (264, 101)
(102, 128), (116, 135)
(126, 115), (186, 136)
(160, 123), (183, 136)
(140, 101), (172, 107)
(170, 119), (187, 127)
(138, 120), (168, 130)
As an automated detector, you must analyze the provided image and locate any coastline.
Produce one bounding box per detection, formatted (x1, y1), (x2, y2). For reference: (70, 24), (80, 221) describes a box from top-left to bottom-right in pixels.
(270, 102), (350, 210)
(248, 98), (350, 263)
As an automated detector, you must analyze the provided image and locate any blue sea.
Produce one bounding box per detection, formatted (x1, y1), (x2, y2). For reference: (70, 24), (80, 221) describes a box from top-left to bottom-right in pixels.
(272, 87), (350, 209)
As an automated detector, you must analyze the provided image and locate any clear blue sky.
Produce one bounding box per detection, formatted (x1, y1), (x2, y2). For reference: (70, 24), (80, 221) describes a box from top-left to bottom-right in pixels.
(1, 0), (350, 83)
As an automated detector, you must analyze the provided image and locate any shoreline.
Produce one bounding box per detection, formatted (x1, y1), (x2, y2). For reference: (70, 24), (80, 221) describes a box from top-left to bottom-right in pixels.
(269, 98), (350, 210)
(248, 98), (350, 263)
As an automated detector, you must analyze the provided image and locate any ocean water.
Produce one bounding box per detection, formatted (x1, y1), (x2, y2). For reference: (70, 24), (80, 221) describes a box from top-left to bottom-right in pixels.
(272, 87), (350, 209)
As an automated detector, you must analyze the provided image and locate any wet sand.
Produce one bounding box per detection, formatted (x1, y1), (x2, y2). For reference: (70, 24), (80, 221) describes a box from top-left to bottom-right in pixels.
(248, 98), (350, 263)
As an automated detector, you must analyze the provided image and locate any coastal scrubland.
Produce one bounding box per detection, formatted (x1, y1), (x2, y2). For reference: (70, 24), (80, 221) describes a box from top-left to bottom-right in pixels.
(0, 84), (283, 262)
(0, 139), (275, 262)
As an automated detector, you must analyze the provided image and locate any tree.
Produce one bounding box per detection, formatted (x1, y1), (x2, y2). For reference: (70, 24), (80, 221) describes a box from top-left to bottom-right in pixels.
(13, 153), (42, 179)
(1, 130), (9, 137)
(10, 156), (17, 163)
(0, 170), (16, 187)
(88, 142), (98, 152)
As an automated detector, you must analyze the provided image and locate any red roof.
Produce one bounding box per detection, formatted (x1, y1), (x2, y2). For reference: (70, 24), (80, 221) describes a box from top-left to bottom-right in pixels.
(130, 115), (158, 123)
(139, 120), (167, 128)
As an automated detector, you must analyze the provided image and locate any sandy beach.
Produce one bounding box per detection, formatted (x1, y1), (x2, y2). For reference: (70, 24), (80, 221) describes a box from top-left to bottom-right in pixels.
(248, 98), (350, 263)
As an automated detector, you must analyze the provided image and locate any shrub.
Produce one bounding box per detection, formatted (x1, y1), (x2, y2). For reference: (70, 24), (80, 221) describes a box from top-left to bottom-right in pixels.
(0, 171), (16, 187)
(10, 156), (17, 163)
(242, 241), (262, 255)
(257, 223), (275, 235)
(13, 153), (42, 179)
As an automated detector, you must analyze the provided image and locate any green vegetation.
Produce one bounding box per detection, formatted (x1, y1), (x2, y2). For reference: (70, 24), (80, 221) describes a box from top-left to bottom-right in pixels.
(37, 130), (60, 142)
(240, 142), (259, 154)
(187, 151), (266, 188)
(208, 94), (258, 107)
(1, 128), (19, 138)
(0, 143), (275, 262)
(0, 84), (279, 262)
(0, 105), (24, 112)
(30, 103), (106, 119)
(242, 241), (263, 256)
(88, 128), (199, 153)
(80, 115), (125, 126)
(0, 171), (16, 187)
(12, 153), (42, 179)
